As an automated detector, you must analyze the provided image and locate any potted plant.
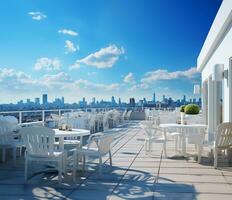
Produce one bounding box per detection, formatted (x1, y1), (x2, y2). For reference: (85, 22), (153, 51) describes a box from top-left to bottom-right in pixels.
(184, 104), (200, 115)
(180, 105), (186, 124)
(184, 104), (200, 125)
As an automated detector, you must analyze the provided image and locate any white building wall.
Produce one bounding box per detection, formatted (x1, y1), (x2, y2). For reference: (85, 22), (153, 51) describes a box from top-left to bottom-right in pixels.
(197, 0), (232, 140)
(201, 24), (232, 122)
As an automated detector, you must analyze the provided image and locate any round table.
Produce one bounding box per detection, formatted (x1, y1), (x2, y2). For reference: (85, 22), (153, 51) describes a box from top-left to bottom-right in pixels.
(159, 123), (207, 156)
(54, 129), (90, 150)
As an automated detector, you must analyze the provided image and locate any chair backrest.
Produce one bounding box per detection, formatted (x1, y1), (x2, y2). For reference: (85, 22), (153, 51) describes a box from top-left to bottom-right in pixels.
(216, 122), (232, 148)
(122, 110), (127, 120)
(0, 121), (14, 145)
(159, 111), (177, 123)
(141, 121), (155, 138)
(20, 126), (55, 156)
(97, 134), (114, 155)
(126, 110), (132, 120)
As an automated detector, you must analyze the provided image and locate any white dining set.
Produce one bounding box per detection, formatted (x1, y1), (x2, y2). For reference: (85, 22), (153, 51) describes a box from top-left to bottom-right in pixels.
(0, 112), (125, 185)
(142, 109), (232, 167)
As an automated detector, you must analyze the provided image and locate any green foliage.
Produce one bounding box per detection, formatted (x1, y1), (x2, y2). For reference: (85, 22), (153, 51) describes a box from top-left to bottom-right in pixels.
(180, 105), (186, 112)
(184, 104), (200, 115)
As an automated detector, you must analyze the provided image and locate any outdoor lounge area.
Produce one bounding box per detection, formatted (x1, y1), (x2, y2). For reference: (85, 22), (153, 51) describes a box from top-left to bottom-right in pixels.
(1, 0), (232, 199)
(0, 117), (232, 200)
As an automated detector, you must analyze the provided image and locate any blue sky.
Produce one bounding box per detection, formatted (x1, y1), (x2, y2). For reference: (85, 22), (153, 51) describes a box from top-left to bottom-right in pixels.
(0, 0), (222, 103)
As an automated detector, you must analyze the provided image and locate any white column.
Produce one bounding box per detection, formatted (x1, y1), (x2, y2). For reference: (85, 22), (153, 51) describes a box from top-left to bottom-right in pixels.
(208, 77), (216, 141)
(229, 58), (232, 122)
(202, 81), (208, 125)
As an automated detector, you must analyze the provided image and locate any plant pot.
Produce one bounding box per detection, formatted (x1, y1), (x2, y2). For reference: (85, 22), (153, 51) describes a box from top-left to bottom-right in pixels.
(180, 112), (185, 124)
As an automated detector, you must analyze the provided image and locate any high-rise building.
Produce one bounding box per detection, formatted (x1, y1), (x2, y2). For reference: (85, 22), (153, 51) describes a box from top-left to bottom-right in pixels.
(153, 92), (156, 103)
(111, 96), (116, 105)
(183, 95), (186, 103)
(61, 97), (64, 105)
(143, 98), (147, 105)
(92, 97), (96, 104)
(42, 94), (48, 105)
(35, 98), (40, 105)
(118, 98), (121, 105)
(162, 95), (166, 102)
(129, 98), (135, 107)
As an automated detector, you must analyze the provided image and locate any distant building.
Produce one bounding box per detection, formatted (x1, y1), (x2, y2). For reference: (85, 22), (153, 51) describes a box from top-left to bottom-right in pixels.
(111, 96), (116, 105)
(34, 98), (40, 105)
(153, 92), (156, 103)
(42, 94), (48, 105)
(61, 97), (64, 105)
(118, 98), (121, 105)
(129, 98), (135, 107)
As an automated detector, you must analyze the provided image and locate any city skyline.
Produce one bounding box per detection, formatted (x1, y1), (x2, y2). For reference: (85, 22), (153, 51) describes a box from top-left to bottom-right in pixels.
(0, 92), (201, 112)
(0, 0), (222, 103)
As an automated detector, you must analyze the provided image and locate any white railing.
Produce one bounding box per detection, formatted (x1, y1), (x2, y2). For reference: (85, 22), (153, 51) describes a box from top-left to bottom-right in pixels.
(0, 109), (85, 125)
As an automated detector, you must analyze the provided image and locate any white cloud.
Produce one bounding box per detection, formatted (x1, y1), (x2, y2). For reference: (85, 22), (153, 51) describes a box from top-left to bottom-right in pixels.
(58, 29), (78, 36)
(34, 57), (61, 71)
(0, 68), (38, 91)
(123, 72), (135, 84)
(65, 40), (79, 54)
(75, 79), (120, 91)
(70, 44), (125, 69)
(28, 11), (47, 21)
(141, 67), (199, 84)
(0, 67), (120, 95)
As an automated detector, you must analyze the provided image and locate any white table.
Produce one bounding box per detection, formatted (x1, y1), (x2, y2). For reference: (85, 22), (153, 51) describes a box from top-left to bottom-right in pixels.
(159, 123), (207, 156)
(54, 129), (90, 150)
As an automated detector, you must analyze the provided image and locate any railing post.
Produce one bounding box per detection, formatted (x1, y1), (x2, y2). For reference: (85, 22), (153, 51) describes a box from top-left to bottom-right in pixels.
(42, 110), (45, 124)
(19, 111), (22, 124)
(58, 109), (61, 117)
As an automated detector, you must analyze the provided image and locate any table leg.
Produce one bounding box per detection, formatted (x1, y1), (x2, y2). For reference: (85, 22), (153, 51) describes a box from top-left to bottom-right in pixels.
(59, 137), (64, 151)
(182, 128), (186, 156)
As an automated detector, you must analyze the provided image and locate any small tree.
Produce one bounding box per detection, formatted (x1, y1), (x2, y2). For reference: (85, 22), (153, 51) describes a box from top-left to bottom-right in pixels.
(184, 104), (200, 115)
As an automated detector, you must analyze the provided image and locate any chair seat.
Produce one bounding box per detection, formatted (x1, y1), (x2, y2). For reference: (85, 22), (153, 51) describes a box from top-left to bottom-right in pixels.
(145, 137), (165, 142)
(27, 151), (63, 160)
(64, 140), (80, 145)
(169, 132), (181, 136)
(76, 146), (100, 156)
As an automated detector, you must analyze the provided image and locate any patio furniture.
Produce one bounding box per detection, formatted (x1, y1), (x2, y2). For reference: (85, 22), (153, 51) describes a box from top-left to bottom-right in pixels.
(72, 133), (114, 182)
(53, 128), (90, 150)
(20, 126), (66, 184)
(141, 121), (167, 158)
(160, 123), (207, 162)
(214, 122), (232, 168)
(0, 121), (24, 163)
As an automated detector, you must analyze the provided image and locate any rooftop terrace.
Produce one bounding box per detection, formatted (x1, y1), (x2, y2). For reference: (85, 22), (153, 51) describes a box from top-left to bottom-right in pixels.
(0, 121), (232, 200)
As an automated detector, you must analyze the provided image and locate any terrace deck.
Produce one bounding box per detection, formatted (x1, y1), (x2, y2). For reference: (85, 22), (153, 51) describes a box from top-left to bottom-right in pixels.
(0, 121), (232, 200)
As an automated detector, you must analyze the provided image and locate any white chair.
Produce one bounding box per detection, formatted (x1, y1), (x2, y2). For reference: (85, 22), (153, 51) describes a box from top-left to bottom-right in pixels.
(187, 127), (207, 163)
(0, 121), (23, 163)
(159, 112), (181, 153)
(20, 126), (66, 184)
(72, 133), (114, 182)
(214, 122), (232, 168)
(126, 110), (132, 120)
(141, 121), (167, 158)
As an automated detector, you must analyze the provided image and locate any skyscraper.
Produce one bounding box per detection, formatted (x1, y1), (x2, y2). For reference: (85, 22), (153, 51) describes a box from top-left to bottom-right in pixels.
(35, 98), (40, 105)
(118, 98), (121, 105)
(153, 92), (156, 103)
(42, 94), (48, 105)
(129, 98), (135, 107)
(111, 96), (116, 105)
(61, 97), (64, 105)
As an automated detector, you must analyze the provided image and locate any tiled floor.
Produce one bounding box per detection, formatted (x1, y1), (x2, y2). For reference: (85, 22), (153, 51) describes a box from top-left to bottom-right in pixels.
(0, 121), (232, 200)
